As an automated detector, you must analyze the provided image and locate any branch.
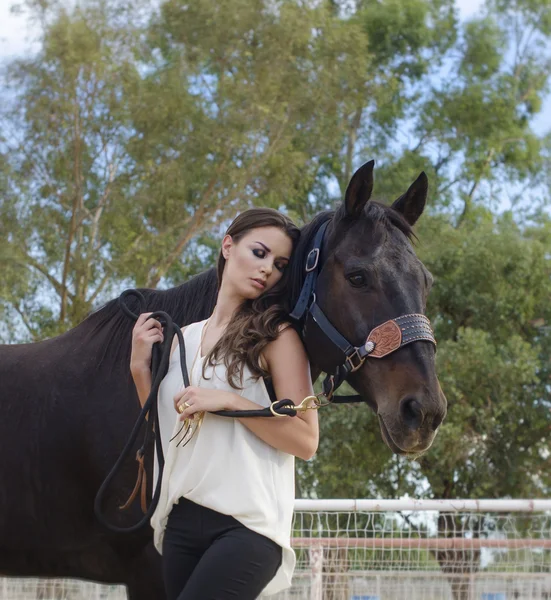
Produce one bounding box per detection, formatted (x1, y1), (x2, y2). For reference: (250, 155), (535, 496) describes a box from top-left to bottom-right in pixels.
(60, 101), (83, 321)
(18, 250), (74, 302)
(434, 153), (452, 175)
(145, 157), (231, 288)
(11, 302), (39, 341)
(146, 111), (291, 287)
(457, 148), (496, 226)
(468, 148), (496, 201)
(86, 230), (148, 306)
(412, 131), (430, 153)
(86, 267), (113, 306)
(82, 158), (119, 295)
(343, 107), (363, 191)
(436, 177), (461, 196)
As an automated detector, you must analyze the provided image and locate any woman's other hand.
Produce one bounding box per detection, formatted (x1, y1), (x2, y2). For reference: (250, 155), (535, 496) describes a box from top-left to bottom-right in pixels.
(130, 312), (164, 374)
(174, 388), (238, 421)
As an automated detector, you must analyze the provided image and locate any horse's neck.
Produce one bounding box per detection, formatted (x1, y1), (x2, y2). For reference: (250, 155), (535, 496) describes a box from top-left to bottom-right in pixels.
(166, 268), (218, 326)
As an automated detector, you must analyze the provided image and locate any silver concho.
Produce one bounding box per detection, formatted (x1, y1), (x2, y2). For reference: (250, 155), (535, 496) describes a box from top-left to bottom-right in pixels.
(365, 341), (376, 354)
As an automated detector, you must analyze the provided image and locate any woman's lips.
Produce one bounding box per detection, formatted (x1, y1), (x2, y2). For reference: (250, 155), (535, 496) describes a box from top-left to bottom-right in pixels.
(251, 278), (266, 289)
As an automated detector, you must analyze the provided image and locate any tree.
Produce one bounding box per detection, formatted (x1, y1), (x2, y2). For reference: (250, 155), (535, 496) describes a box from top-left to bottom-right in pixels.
(0, 0), (372, 339)
(297, 0), (551, 504)
(1, 0), (143, 338)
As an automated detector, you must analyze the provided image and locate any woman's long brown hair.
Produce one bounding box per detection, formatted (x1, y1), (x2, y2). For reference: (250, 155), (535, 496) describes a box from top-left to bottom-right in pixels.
(201, 208), (300, 389)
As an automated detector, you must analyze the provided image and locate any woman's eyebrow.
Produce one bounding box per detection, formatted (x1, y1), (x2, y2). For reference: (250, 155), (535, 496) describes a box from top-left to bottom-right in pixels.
(254, 241), (290, 261)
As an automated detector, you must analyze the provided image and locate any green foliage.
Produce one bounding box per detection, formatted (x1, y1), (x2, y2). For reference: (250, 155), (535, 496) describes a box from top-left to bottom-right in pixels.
(460, 18), (505, 79)
(419, 212), (551, 343)
(424, 327), (547, 497)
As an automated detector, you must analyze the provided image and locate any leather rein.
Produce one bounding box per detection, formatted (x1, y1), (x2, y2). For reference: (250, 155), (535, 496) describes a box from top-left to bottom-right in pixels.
(94, 217), (436, 532)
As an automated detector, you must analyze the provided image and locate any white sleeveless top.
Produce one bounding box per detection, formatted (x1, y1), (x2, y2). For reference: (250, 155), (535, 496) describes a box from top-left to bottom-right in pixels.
(150, 319), (296, 597)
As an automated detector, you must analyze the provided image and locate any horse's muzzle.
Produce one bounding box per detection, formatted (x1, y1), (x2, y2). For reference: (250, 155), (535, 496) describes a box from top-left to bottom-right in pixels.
(378, 388), (447, 456)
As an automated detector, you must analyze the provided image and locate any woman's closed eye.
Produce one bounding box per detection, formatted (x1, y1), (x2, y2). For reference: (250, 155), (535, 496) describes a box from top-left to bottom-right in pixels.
(252, 248), (287, 272)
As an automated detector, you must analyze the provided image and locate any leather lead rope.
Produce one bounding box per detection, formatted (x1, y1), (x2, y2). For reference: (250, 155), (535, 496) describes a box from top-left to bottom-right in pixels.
(94, 289), (314, 533)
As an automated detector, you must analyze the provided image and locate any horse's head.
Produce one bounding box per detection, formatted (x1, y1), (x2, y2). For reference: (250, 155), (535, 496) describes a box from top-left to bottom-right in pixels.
(312, 160), (446, 457)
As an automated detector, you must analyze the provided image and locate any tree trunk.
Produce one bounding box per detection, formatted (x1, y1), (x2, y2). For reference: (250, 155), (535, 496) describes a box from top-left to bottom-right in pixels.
(323, 547), (349, 600)
(436, 513), (480, 600)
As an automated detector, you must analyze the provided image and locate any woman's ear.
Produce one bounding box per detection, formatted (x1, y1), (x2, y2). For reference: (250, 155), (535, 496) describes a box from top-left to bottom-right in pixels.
(221, 234), (233, 260)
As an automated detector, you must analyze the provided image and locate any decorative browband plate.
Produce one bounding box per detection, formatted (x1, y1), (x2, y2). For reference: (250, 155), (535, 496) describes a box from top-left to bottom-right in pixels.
(365, 320), (402, 358)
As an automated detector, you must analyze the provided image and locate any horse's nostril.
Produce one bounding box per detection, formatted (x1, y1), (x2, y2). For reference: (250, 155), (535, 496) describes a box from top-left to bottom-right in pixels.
(400, 397), (424, 431)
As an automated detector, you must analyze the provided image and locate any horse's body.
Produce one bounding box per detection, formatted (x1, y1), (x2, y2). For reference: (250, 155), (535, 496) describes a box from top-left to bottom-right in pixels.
(0, 162), (446, 598)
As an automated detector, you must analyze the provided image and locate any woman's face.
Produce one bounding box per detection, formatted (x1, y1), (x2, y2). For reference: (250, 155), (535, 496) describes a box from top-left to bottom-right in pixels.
(221, 226), (293, 299)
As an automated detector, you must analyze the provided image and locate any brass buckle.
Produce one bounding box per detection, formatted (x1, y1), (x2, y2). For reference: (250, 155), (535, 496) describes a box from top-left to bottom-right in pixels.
(346, 349), (365, 373)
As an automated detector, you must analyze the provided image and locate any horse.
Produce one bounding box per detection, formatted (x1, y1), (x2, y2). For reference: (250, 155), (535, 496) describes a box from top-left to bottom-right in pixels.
(0, 161), (446, 598)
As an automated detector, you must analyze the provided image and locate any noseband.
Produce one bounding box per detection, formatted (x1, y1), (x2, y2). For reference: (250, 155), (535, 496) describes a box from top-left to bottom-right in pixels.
(290, 219), (437, 402)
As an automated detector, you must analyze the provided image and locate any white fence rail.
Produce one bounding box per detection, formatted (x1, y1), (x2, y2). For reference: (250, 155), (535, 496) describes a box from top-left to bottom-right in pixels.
(2, 499), (550, 600)
(295, 499), (551, 512)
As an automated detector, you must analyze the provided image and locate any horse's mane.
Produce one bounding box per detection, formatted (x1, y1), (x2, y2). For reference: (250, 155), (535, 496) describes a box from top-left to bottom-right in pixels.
(370, 201), (414, 240)
(75, 269), (219, 374)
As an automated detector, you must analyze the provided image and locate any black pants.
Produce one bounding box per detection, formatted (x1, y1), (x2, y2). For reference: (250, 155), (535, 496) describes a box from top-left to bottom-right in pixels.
(162, 497), (282, 600)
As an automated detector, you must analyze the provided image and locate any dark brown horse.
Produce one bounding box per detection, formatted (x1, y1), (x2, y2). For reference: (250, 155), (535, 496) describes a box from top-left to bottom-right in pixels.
(0, 161), (446, 598)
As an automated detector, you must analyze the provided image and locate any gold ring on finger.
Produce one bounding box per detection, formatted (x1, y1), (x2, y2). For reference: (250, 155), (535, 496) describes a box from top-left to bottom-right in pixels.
(184, 401), (191, 409)
(177, 404), (185, 414)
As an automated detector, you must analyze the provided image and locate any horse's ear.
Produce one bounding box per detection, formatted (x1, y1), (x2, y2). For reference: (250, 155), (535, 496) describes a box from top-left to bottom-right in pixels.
(391, 172), (428, 226)
(343, 160), (374, 219)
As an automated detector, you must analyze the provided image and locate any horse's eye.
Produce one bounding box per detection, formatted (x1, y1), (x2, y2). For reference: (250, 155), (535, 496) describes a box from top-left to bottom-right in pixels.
(347, 273), (366, 287)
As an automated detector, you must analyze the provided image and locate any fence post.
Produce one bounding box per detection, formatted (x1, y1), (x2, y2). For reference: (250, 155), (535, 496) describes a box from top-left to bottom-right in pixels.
(309, 542), (323, 600)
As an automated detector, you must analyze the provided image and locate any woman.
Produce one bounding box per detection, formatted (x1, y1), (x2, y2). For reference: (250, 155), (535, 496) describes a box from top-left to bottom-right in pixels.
(130, 208), (319, 599)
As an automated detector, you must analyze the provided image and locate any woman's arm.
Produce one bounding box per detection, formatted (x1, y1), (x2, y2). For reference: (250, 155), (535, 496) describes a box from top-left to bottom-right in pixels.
(131, 365), (153, 411)
(131, 329), (182, 414)
(230, 326), (319, 461)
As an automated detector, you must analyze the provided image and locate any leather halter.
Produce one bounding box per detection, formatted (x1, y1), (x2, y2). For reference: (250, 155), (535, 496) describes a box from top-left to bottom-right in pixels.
(290, 219), (437, 402)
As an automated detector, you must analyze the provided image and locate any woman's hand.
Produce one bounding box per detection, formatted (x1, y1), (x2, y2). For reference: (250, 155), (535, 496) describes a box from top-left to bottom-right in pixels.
(130, 312), (164, 373)
(174, 387), (238, 421)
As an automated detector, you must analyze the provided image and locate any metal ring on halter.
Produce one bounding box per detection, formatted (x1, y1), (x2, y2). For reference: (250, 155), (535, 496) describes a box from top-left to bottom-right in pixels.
(313, 391), (333, 408)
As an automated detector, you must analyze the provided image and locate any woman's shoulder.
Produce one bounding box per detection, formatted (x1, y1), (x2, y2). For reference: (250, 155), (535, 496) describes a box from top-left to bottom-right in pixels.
(261, 322), (303, 367)
(261, 321), (312, 393)
(276, 321), (295, 335)
(275, 321), (300, 341)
